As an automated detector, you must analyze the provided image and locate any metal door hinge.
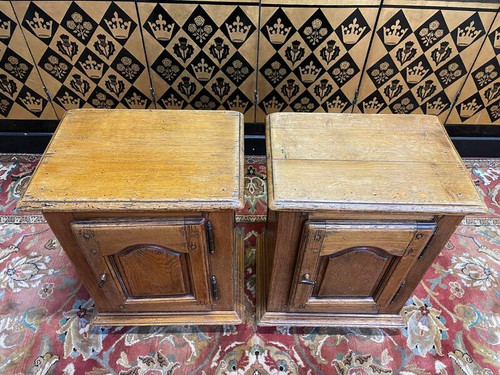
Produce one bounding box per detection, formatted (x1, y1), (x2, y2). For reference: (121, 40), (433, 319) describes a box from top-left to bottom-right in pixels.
(206, 221), (215, 254)
(418, 226), (439, 260)
(210, 275), (219, 300)
(390, 280), (406, 304)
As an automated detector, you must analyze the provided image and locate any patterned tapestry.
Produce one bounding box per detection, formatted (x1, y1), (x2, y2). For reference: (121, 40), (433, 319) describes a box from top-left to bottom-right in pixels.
(0, 1), (499, 125)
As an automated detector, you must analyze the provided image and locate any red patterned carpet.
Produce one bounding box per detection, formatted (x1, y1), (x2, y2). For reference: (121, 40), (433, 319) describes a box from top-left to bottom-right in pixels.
(0, 154), (499, 374)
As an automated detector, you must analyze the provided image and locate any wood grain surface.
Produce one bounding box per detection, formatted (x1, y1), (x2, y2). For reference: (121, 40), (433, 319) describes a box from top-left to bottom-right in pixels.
(18, 109), (244, 211)
(267, 112), (486, 214)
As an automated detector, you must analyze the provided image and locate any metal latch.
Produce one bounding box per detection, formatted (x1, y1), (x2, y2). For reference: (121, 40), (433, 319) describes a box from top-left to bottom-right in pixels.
(206, 221), (215, 254)
(210, 275), (219, 300)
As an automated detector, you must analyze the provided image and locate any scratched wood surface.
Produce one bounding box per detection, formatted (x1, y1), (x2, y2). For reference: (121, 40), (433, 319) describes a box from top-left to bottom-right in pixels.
(18, 109), (244, 211)
(266, 112), (486, 214)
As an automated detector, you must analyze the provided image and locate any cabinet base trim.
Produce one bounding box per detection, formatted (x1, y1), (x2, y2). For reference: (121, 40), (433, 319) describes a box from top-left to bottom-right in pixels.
(92, 310), (242, 326)
(258, 310), (404, 329)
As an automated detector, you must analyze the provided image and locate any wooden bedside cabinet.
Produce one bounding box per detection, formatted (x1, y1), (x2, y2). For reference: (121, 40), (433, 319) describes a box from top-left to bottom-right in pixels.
(259, 113), (486, 328)
(18, 109), (244, 326)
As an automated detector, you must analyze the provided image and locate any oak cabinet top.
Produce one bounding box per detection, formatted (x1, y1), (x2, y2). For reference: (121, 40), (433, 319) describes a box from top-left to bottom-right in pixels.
(266, 113), (486, 215)
(19, 109), (244, 212)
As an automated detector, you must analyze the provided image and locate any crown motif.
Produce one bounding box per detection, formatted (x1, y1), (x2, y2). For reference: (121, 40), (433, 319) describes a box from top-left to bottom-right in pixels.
(20, 92), (43, 113)
(105, 11), (131, 39)
(148, 14), (174, 41)
(266, 18), (291, 45)
(425, 97), (447, 115)
(326, 96), (348, 113)
(79, 55), (104, 79)
(59, 91), (81, 109)
(362, 96), (383, 114)
(0, 19), (11, 39)
(125, 92), (147, 109)
(460, 98), (481, 118)
(457, 21), (481, 47)
(227, 95), (248, 113)
(27, 11), (52, 38)
(191, 58), (214, 81)
(263, 95), (284, 113)
(406, 61), (429, 84)
(161, 94), (184, 109)
(226, 16), (251, 43)
(341, 18), (366, 45)
(299, 61), (321, 83)
(383, 19), (407, 46)
(494, 30), (500, 49)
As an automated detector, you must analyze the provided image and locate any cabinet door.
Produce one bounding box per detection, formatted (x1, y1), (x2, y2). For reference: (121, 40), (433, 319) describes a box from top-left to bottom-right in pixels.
(289, 221), (435, 313)
(71, 218), (212, 312)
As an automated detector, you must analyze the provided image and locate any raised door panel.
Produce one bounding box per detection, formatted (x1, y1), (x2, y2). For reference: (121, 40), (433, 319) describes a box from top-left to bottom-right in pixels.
(315, 247), (391, 297)
(112, 244), (191, 297)
(354, 2), (497, 122)
(71, 218), (212, 312)
(289, 221), (435, 313)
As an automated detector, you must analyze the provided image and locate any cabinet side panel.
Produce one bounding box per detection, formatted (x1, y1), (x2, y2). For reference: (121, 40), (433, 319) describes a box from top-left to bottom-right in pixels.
(267, 211), (307, 312)
(381, 215), (463, 313)
(206, 211), (236, 311)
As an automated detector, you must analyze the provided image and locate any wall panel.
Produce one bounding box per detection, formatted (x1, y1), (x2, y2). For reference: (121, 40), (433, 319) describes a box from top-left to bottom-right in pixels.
(0, 2), (56, 120)
(256, 0), (379, 123)
(137, 0), (259, 123)
(354, 1), (497, 123)
(446, 11), (500, 125)
(12, 1), (153, 119)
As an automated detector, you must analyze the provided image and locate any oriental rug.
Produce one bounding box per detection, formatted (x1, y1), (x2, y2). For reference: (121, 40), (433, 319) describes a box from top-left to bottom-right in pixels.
(0, 154), (498, 374)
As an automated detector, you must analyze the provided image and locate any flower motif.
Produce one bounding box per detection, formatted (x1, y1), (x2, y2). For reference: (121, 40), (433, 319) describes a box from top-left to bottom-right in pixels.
(225, 60), (250, 83)
(187, 16), (213, 43)
(0, 253), (52, 292)
(332, 61), (355, 84)
(194, 95), (216, 110)
(419, 20), (444, 47)
(38, 282), (54, 299)
(303, 18), (328, 45)
(392, 97), (414, 114)
(401, 297), (447, 356)
(439, 62), (463, 85)
(156, 58), (179, 83)
(489, 104), (500, 120)
(333, 351), (392, 375)
(244, 175), (266, 213)
(474, 64), (498, 87)
(4, 56), (29, 80)
(66, 12), (93, 40)
(0, 99), (10, 114)
(120, 351), (180, 375)
(451, 254), (499, 291)
(449, 281), (464, 300)
(58, 299), (107, 359)
(370, 61), (394, 85)
(293, 97), (315, 112)
(264, 61), (287, 84)
(91, 93), (114, 108)
(43, 55), (68, 79)
(116, 57), (140, 80)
